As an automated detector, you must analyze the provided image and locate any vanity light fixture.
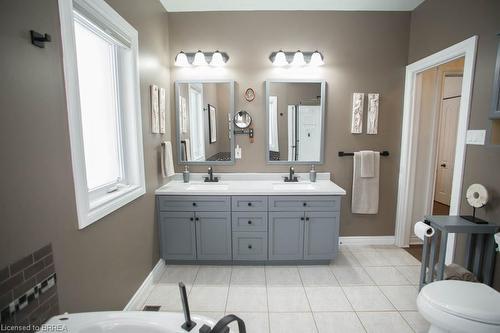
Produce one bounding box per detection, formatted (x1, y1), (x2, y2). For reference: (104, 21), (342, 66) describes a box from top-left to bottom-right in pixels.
(309, 51), (324, 66)
(174, 50), (229, 67)
(269, 50), (325, 67)
(272, 50), (288, 66)
(210, 50), (225, 67)
(174, 51), (190, 67)
(291, 50), (306, 67)
(193, 50), (208, 66)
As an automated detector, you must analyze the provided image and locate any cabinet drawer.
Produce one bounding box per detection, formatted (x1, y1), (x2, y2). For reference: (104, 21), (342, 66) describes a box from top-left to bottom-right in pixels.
(232, 212), (268, 232)
(158, 196), (230, 212)
(232, 196), (268, 211)
(269, 196), (340, 212)
(232, 232), (268, 261)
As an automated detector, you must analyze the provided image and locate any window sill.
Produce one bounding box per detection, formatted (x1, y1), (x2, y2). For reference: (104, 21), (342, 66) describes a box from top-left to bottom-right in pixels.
(79, 184), (145, 229)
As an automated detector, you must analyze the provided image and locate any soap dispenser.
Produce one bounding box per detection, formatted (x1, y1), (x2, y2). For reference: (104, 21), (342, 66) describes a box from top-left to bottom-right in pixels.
(309, 165), (317, 182)
(183, 165), (190, 183)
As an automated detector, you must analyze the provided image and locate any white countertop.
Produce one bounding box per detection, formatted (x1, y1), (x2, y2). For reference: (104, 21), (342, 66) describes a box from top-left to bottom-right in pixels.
(155, 172), (346, 196)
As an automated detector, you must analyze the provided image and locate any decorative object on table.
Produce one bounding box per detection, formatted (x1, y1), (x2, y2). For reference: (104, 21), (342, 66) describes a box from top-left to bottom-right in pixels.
(151, 85), (159, 133)
(461, 183), (489, 224)
(208, 104), (217, 143)
(180, 96), (188, 134)
(244, 88), (255, 102)
(367, 93), (379, 134)
(159, 87), (166, 134)
(351, 93), (364, 134)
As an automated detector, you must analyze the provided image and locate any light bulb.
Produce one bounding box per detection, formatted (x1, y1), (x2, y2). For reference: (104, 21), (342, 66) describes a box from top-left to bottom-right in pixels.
(210, 50), (225, 66)
(272, 50), (288, 66)
(309, 51), (324, 66)
(193, 50), (208, 66)
(291, 50), (306, 66)
(174, 51), (190, 67)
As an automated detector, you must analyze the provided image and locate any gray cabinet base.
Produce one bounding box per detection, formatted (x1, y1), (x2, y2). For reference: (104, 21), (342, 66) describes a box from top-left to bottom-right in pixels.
(164, 259), (333, 265)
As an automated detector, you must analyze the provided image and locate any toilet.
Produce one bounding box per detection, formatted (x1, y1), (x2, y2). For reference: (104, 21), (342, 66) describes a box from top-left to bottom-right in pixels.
(417, 280), (500, 333)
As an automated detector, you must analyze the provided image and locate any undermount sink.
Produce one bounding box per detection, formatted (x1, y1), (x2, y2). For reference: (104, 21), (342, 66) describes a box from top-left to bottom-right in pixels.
(272, 182), (315, 191)
(187, 183), (229, 191)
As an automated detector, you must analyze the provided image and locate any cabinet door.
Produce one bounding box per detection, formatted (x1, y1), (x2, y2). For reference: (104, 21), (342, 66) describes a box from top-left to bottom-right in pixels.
(269, 212), (304, 260)
(196, 211), (232, 260)
(304, 212), (339, 260)
(159, 212), (196, 260)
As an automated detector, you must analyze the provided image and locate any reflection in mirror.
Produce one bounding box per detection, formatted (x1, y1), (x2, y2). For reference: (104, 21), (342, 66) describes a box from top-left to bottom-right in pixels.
(266, 80), (325, 163)
(234, 111), (252, 129)
(176, 81), (234, 164)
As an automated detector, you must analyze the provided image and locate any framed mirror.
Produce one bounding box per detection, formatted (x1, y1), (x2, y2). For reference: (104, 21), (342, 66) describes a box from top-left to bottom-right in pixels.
(234, 110), (252, 129)
(265, 80), (326, 164)
(175, 80), (235, 164)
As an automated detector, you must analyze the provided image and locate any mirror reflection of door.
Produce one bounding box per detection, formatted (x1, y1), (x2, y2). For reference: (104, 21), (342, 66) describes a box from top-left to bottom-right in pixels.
(297, 105), (322, 161)
(188, 84), (205, 161)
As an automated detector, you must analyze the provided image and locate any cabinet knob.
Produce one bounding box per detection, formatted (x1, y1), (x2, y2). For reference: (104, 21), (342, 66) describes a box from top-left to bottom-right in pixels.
(305, 217), (310, 221)
(192, 202), (197, 206)
(300, 217), (305, 221)
(303, 202), (307, 207)
(248, 244), (252, 249)
(247, 202), (252, 206)
(195, 217), (199, 221)
(248, 220), (252, 224)
(190, 217), (194, 221)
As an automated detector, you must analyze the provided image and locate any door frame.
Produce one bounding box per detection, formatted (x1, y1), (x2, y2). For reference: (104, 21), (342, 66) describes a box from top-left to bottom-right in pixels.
(395, 36), (477, 264)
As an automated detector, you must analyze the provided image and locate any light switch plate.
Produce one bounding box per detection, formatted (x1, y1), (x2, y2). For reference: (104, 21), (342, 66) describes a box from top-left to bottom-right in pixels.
(235, 145), (242, 159)
(466, 130), (486, 145)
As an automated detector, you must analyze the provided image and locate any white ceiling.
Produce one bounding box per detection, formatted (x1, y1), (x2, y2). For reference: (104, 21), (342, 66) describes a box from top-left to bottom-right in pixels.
(160, 0), (426, 12)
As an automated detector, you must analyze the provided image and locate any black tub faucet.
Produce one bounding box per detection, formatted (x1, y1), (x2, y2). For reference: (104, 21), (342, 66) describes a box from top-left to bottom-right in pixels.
(204, 166), (219, 182)
(200, 314), (246, 333)
(284, 166), (298, 182)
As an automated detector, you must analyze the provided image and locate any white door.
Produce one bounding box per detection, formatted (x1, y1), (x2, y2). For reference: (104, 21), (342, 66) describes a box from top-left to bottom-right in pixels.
(287, 105), (296, 161)
(297, 105), (322, 161)
(434, 76), (462, 205)
(188, 84), (205, 161)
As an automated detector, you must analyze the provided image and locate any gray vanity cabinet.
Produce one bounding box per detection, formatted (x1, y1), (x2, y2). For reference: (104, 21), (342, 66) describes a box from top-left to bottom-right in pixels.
(196, 211), (232, 260)
(159, 212), (197, 260)
(268, 211), (305, 260)
(304, 212), (340, 260)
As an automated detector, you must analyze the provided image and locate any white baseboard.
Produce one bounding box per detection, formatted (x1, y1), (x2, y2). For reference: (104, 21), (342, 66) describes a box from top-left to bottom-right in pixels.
(339, 236), (395, 246)
(124, 259), (166, 311)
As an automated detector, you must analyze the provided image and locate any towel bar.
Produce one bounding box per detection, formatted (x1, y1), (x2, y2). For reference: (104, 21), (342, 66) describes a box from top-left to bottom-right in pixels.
(338, 151), (389, 157)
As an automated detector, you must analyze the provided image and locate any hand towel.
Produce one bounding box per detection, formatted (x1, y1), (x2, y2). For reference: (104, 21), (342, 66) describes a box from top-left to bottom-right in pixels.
(360, 150), (375, 178)
(352, 151), (380, 214)
(161, 141), (175, 178)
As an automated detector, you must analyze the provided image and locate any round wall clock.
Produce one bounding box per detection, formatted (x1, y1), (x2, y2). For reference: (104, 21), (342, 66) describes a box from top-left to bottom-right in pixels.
(244, 88), (255, 102)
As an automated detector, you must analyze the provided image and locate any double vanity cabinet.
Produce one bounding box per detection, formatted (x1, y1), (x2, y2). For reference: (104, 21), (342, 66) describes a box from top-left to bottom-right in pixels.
(156, 175), (345, 264)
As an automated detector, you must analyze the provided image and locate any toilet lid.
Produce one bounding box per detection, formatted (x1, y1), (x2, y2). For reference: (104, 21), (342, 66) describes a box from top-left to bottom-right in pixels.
(420, 280), (500, 325)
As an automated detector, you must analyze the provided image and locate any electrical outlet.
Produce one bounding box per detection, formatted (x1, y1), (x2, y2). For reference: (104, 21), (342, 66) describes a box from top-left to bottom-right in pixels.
(235, 145), (242, 159)
(466, 130), (486, 145)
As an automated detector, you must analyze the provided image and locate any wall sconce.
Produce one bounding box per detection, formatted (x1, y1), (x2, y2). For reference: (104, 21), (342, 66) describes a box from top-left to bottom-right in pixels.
(269, 50), (324, 67)
(175, 50), (229, 67)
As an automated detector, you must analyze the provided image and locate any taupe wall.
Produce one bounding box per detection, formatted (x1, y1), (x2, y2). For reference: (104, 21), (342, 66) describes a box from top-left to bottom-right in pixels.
(409, 0), (500, 289)
(169, 11), (410, 236)
(0, 0), (170, 311)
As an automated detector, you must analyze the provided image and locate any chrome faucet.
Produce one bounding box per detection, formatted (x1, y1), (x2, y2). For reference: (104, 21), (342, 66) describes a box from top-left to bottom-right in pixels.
(204, 166), (219, 182)
(284, 166), (299, 182)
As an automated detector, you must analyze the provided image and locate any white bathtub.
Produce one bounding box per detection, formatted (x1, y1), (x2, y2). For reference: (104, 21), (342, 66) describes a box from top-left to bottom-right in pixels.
(37, 311), (217, 333)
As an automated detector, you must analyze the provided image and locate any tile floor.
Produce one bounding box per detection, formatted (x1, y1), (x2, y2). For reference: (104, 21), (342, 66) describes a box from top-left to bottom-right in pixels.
(141, 245), (429, 333)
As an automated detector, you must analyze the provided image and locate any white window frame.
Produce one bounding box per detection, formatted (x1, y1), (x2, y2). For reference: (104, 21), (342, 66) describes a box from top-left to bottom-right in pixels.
(59, 0), (145, 229)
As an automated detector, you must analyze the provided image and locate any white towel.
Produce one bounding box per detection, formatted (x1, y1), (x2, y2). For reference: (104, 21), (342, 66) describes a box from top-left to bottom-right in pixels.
(352, 151), (380, 214)
(360, 150), (375, 178)
(161, 141), (175, 178)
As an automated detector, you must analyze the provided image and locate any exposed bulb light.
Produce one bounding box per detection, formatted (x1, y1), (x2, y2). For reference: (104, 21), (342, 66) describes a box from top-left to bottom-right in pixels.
(273, 50), (288, 66)
(174, 51), (190, 67)
(210, 50), (225, 67)
(193, 50), (208, 66)
(309, 51), (324, 66)
(291, 50), (306, 66)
